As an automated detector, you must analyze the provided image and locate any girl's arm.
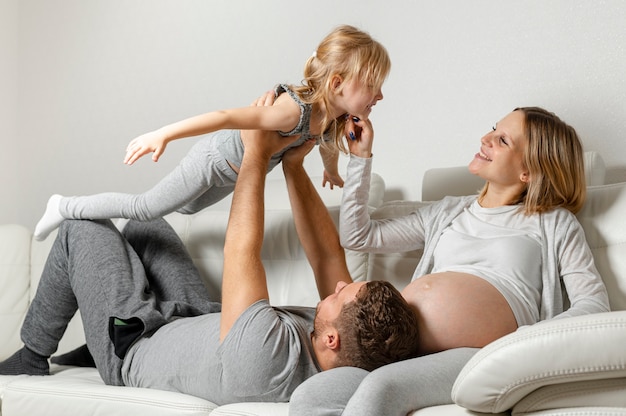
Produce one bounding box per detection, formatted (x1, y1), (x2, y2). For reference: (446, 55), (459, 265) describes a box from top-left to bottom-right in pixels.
(124, 95), (301, 165)
(320, 145), (344, 189)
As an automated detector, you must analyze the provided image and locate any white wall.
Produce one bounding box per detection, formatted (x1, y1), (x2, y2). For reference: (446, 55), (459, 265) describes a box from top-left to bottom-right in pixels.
(1, 0), (19, 224)
(7, 0), (626, 229)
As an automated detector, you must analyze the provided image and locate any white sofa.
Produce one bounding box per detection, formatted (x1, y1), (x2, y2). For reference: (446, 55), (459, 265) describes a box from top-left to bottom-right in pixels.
(1, 152), (625, 416)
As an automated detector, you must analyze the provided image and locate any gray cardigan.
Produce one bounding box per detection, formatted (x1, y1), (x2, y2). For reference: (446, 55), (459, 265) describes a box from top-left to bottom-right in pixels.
(339, 155), (609, 322)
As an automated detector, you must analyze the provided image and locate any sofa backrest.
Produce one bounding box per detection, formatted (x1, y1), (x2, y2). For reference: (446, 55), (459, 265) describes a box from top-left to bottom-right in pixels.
(576, 182), (626, 310)
(421, 151), (606, 201)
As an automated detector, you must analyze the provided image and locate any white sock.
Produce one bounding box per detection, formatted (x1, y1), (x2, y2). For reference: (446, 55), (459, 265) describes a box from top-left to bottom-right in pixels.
(34, 194), (65, 241)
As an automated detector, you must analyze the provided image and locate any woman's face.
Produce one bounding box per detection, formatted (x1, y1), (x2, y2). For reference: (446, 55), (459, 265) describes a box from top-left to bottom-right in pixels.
(468, 110), (529, 187)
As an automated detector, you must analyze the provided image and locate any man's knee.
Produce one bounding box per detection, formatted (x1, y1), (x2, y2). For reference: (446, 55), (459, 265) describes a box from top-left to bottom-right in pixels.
(59, 219), (114, 239)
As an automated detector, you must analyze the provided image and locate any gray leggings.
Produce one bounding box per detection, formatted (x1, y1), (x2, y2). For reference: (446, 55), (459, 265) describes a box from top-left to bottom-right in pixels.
(21, 218), (220, 385)
(289, 348), (478, 416)
(60, 138), (238, 221)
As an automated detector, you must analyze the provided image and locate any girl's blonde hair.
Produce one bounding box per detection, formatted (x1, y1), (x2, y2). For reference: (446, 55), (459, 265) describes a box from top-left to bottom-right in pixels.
(480, 107), (587, 215)
(291, 25), (391, 153)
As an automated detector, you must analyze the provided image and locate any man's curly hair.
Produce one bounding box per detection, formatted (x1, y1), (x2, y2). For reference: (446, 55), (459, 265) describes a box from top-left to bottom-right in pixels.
(333, 280), (421, 371)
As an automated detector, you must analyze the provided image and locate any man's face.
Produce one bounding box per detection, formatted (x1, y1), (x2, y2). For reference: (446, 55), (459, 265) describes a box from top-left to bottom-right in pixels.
(314, 281), (366, 325)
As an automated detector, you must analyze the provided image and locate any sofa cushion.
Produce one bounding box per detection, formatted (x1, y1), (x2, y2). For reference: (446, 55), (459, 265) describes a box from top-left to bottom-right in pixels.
(2, 367), (217, 416)
(0, 224), (31, 361)
(576, 182), (626, 310)
(513, 377), (626, 415)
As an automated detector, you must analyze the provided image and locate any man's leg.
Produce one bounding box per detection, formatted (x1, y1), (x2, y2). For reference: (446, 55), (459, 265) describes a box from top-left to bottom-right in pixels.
(68, 218), (221, 384)
(51, 218), (221, 369)
(120, 219), (220, 312)
(0, 219), (88, 376)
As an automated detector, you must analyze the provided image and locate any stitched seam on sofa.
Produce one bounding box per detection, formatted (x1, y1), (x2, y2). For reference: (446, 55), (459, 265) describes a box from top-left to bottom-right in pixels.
(6, 384), (215, 410)
(516, 377), (626, 410)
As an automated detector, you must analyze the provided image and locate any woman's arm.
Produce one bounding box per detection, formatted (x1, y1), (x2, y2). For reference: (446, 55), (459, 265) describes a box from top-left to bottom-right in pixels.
(124, 94), (302, 165)
(555, 213), (610, 318)
(289, 348), (478, 416)
(339, 118), (426, 253)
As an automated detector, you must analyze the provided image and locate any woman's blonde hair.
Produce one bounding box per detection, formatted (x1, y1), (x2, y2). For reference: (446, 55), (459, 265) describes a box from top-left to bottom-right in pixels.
(480, 107), (586, 215)
(291, 25), (391, 153)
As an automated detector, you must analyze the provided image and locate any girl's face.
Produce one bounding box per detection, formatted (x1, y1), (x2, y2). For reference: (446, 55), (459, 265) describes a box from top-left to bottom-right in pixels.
(333, 77), (383, 121)
(468, 110), (529, 187)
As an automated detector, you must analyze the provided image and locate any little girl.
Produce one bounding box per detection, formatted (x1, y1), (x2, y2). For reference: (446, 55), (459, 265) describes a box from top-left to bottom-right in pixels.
(34, 24), (389, 241)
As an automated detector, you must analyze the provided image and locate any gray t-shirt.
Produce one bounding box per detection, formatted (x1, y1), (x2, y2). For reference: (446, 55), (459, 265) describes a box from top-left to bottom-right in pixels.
(121, 300), (320, 405)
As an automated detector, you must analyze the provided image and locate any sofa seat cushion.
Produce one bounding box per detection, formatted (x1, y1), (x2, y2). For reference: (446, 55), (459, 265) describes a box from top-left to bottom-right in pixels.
(209, 402), (288, 416)
(407, 404), (508, 415)
(2, 367), (217, 416)
(513, 378), (626, 415)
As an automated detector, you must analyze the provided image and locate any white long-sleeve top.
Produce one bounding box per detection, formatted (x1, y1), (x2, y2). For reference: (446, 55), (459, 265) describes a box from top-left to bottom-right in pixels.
(340, 155), (610, 323)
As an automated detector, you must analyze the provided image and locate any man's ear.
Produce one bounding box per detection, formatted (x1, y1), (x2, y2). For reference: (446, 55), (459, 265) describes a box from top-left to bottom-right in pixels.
(324, 328), (340, 351)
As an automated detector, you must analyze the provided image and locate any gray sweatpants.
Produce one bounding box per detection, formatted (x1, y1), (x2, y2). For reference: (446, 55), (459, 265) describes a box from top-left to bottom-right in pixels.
(60, 137), (238, 221)
(288, 348), (478, 416)
(21, 218), (220, 385)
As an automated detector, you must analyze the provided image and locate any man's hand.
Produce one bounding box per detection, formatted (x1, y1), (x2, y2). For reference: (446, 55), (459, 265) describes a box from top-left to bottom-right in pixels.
(250, 90), (277, 108)
(241, 91), (299, 159)
(281, 139), (316, 169)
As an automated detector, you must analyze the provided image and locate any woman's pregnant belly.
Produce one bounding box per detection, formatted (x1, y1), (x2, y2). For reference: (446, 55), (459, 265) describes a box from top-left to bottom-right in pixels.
(401, 271), (517, 354)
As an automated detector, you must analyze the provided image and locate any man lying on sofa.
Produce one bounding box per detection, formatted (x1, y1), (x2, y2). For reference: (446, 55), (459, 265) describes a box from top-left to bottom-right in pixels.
(0, 122), (420, 405)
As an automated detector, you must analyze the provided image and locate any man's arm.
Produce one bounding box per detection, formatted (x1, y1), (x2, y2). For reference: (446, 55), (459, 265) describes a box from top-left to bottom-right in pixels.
(282, 141), (352, 299)
(219, 128), (297, 342)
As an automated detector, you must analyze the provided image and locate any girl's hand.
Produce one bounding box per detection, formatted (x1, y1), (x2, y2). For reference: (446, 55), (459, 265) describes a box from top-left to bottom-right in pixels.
(322, 170), (344, 189)
(345, 115), (374, 158)
(124, 130), (168, 165)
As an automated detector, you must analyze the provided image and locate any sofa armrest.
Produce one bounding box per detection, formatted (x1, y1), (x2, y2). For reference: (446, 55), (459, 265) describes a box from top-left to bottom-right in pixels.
(451, 311), (626, 413)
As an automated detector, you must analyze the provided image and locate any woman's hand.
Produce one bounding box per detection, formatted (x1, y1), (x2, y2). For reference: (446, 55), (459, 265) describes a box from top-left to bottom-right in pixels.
(345, 115), (374, 158)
